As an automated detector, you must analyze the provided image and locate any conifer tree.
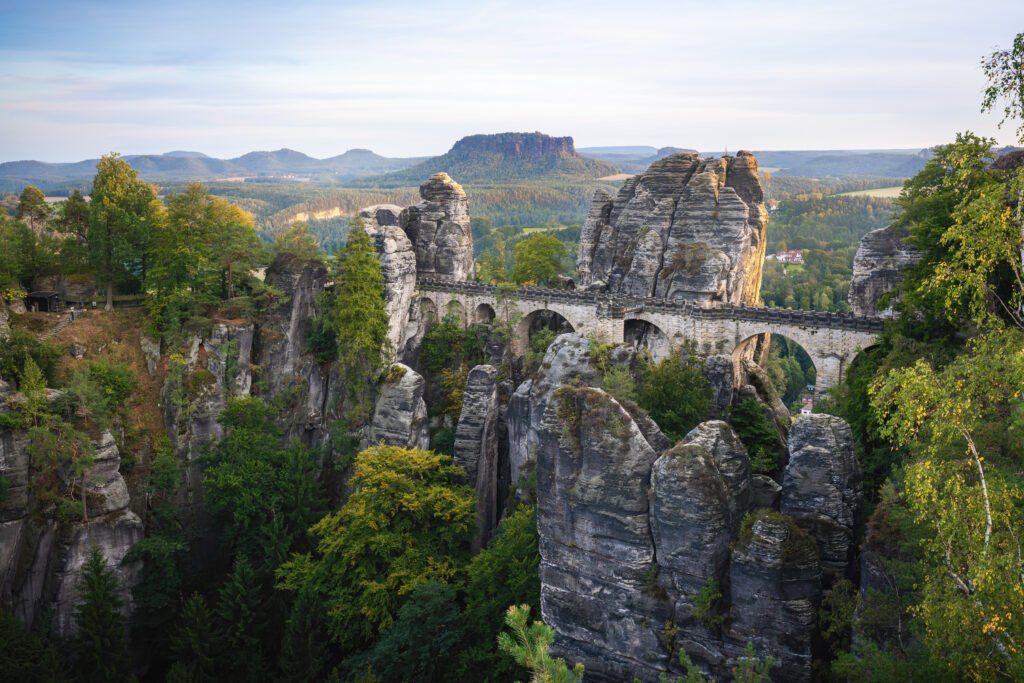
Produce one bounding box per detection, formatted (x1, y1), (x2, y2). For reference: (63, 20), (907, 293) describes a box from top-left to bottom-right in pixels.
(216, 557), (266, 681)
(74, 546), (131, 683)
(170, 593), (220, 683)
(330, 216), (389, 417)
(278, 587), (332, 683)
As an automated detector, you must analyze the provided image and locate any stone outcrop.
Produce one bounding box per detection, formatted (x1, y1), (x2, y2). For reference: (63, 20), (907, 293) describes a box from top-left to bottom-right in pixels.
(507, 334), (601, 487)
(361, 205), (418, 357)
(452, 365), (500, 550)
(848, 224), (922, 317)
(400, 173), (473, 280)
(576, 151), (768, 306)
(702, 354), (734, 417)
(651, 421), (751, 673)
(727, 512), (821, 683)
(782, 415), (863, 576)
(538, 385), (667, 681)
(0, 405), (142, 635)
(368, 364), (430, 450)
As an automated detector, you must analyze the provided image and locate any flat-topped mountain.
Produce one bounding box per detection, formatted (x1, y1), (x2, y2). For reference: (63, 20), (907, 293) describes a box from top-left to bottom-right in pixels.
(366, 132), (619, 185)
(0, 148), (426, 192)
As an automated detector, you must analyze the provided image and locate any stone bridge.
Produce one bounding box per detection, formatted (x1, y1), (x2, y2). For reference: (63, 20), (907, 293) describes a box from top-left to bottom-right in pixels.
(416, 277), (884, 392)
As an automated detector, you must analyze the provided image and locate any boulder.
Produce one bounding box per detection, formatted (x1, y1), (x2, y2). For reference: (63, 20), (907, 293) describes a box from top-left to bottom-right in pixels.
(453, 365), (500, 550)
(848, 224), (922, 317)
(782, 414), (863, 576)
(368, 364), (430, 450)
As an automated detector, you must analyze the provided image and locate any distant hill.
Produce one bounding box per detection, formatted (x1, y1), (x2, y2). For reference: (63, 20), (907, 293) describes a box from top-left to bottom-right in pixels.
(365, 132), (619, 185)
(0, 148), (426, 193)
(578, 146), (698, 173)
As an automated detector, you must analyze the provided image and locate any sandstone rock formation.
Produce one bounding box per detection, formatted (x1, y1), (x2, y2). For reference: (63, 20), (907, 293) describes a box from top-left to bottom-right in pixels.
(361, 205), (418, 357)
(507, 334), (601, 486)
(702, 354), (734, 417)
(727, 512), (821, 683)
(538, 385), (667, 681)
(0, 412), (142, 636)
(651, 421), (751, 673)
(848, 224), (922, 317)
(400, 173), (473, 280)
(453, 364), (500, 550)
(576, 151), (768, 306)
(782, 414), (863, 576)
(368, 364), (430, 450)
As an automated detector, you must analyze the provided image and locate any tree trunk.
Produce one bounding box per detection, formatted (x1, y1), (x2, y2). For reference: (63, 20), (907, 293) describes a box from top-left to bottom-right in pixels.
(105, 281), (113, 311)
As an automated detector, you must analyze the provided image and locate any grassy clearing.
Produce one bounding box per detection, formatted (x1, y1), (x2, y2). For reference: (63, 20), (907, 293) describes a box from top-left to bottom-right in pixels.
(834, 186), (903, 198)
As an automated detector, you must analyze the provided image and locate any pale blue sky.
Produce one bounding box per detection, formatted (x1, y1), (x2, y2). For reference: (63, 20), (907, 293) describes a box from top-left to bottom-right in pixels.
(1, 0), (1022, 161)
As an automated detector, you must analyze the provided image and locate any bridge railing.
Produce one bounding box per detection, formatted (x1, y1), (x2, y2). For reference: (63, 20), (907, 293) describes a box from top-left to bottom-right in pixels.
(415, 277), (885, 332)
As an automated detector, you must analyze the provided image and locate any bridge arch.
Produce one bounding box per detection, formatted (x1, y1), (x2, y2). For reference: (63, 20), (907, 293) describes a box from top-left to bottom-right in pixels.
(623, 317), (672, 362)
(473, 302), (496, 325)
(445, 299), (467, 325)
(419, 297), (438, 325)
(514, 307), (577, 357)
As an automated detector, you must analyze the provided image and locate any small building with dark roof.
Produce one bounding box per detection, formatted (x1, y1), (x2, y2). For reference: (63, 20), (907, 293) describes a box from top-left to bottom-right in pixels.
(25, 291), (62, 313)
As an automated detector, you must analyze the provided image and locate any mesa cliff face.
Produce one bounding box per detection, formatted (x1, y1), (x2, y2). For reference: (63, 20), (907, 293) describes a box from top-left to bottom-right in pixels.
(577, 151), (768, 305)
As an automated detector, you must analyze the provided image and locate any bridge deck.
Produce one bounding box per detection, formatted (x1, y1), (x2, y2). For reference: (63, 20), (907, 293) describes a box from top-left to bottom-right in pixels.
(416, 277), (886, 333)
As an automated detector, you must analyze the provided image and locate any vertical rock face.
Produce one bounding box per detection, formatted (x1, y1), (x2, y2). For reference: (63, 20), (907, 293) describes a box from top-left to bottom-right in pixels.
(400, 173), (474, 280)
(452, 364), (500, 551)
(702, 355), (734, 418)
(361, 205), (418, 357)
(538, 385), (666, 681)
(727, 513), (821, 683)
(848, 224), (922, 317)
(507, 334), (601, 486)
(577, 151), (768, 306)
(650, 421), (751, 673)
(0, 417), (142, 635)
(782, 414), (863, 576)
(368, 364), (430, 450)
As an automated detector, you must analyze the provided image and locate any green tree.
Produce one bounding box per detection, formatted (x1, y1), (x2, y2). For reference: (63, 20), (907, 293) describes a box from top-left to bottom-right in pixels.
(273, 220), (323, 261)
(276, 445), (476, 650)
(88, 153), (161, 309)
(635, 349), (712, 442)
(981, 32), (1024, 143)
(497, 604), (584, 683)
(16, 185), (50, 233)
(53, 189), (90, 242)
(352, 581), (464, 682)
(277, 586), (332, 683)
(170, 593), (221, 683)
(869, 329), (1024, 680)
(512, 233), (567, 286)
(74, 546), (131, 683)
(216, 557), (266, 681)
(456, 505), (542, 680)
(330, 216), (389, 417)
(0, 610), (71, 682)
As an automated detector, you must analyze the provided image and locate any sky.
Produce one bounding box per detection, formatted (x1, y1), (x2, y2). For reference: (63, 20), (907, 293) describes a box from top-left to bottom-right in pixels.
(1, 0), (1022, 162)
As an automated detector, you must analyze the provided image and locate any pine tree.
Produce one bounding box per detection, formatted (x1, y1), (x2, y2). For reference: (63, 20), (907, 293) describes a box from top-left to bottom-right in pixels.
(216, 557), (266, 681)
(330, 216), (389, 418)
(170, 593), (220, 682)
(278, 587), (332, 683)
(73, 546), (131, 683)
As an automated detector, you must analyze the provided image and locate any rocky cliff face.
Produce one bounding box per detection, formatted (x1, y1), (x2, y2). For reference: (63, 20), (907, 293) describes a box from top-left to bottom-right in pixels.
(848, 224), (922, 317)
(576, 151), (768, 306)
(0, 386), (142, 636)
(368, 363), (430, 450)
(452, 364), (500, 551)
(361, 205), (418, 358)
(400, 173), (474, 281)
(521, 345), (860, 680)
(782, 415), (863, 577)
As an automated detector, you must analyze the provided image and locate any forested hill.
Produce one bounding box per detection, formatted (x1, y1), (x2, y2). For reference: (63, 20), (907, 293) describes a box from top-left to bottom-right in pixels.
(0, 148), (426, 192)
(360, 132), (620, 186)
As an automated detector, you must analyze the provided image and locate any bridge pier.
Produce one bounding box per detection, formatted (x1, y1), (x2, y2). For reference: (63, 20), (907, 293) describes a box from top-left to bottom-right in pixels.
(812, 354), (846, 395)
